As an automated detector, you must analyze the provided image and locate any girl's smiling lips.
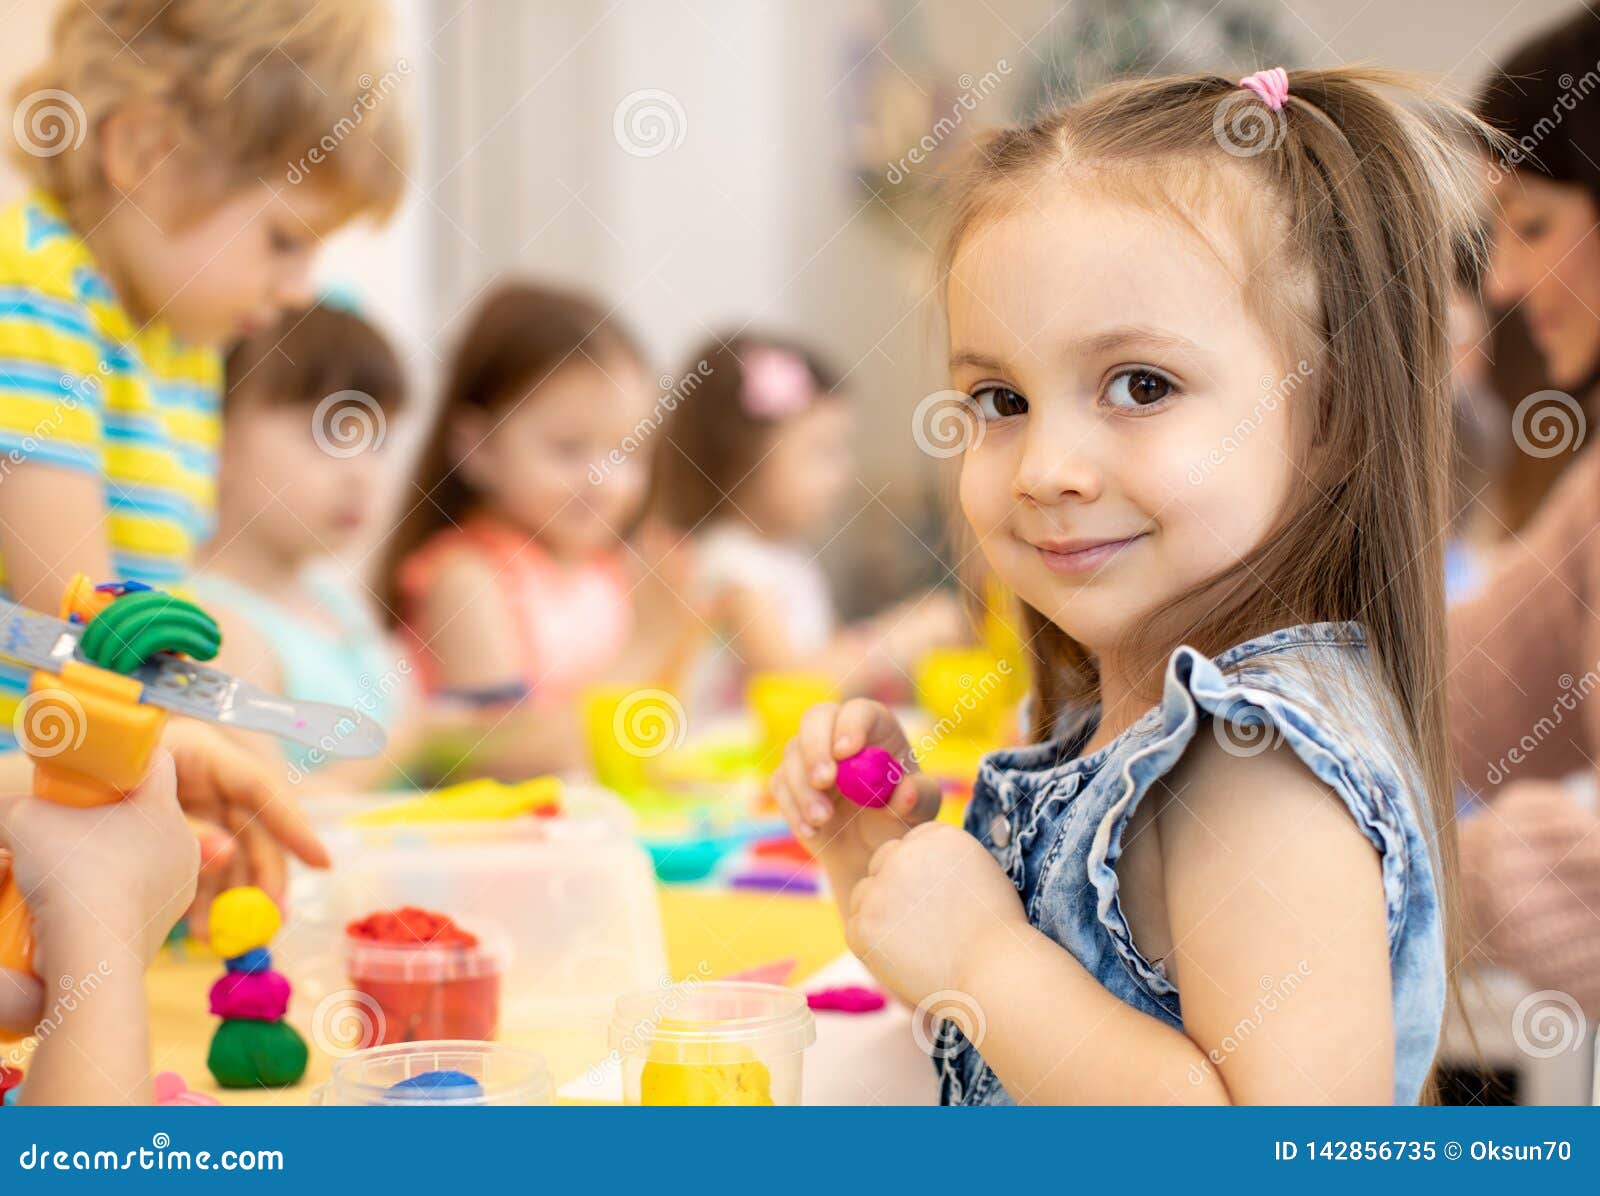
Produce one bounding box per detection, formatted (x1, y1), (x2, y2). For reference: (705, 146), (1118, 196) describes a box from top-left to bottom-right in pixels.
(1031, 533), (1148, 574)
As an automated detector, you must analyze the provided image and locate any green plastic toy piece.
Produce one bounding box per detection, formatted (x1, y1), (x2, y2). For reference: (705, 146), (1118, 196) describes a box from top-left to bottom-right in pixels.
(78, 590), (221, 675)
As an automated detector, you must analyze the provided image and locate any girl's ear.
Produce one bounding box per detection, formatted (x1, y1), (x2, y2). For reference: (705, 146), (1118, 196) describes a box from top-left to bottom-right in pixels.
(449, 408), (493, 490)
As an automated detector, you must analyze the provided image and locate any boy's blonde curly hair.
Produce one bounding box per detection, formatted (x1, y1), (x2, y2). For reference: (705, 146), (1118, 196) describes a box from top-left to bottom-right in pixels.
(12, 0), (408, 221)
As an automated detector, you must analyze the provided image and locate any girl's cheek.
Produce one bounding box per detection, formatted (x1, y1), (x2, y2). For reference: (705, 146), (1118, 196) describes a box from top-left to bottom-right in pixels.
(957, 447), (1002, 534)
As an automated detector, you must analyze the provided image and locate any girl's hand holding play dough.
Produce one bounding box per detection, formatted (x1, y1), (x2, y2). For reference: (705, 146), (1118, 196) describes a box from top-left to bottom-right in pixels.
(770, 699), (940, 889)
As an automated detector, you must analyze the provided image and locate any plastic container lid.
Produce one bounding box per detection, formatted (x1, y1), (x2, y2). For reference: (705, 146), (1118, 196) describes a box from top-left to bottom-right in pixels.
(325, 1041), (551, 1106)
(609, 981), (817, 1064)
(345, 926), (508, 983)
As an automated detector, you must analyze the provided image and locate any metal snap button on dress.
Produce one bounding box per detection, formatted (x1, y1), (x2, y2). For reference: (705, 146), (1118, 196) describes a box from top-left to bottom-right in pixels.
(990, 816), (1011, 848)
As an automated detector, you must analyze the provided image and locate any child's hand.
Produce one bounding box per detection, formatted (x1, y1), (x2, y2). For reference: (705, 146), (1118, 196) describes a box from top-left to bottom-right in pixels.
(846, 821), (1025, 1007)
(771, 699), (940, 867)
(164, 720), (328, 924)
(0, 750), (197, 973)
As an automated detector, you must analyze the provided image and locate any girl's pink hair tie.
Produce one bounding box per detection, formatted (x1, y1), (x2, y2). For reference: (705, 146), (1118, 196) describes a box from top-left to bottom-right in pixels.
(1238, 67), (1290, 111)
(740, 347), (815, 420)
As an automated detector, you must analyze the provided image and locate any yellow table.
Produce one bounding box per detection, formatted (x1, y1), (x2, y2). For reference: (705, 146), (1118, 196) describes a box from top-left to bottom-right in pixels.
(141, 887), (846, 1104)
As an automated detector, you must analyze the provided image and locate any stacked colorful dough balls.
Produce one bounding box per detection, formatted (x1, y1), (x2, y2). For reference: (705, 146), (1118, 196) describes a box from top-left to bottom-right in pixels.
(205, 887), (308, 1089)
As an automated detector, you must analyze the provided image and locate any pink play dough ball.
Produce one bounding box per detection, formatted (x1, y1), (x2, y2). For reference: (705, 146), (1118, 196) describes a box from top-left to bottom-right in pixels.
(834, 747), (905, 808)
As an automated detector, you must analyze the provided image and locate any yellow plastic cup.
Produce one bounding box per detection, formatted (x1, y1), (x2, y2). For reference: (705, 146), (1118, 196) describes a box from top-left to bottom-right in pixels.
(914, 648), (1012, 746)
(609, 981), (816, 1106)
(746, 672), (837, 766)
(583, 684), (688, 794)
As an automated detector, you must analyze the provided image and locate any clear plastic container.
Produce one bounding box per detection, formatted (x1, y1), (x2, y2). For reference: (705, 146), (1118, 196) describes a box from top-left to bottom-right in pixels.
(609, 981), (816, 1105)
(314, 1041), (552, 1106)
(345, 927), (507, 1044)
(281, 784), (667, 1085)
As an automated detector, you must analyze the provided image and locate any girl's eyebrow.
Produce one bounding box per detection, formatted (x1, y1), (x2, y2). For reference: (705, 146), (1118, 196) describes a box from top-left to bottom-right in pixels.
(950, 327), (1205, 374)
(948, 349), (1008, 372)
(1073, 326), (1206, 358)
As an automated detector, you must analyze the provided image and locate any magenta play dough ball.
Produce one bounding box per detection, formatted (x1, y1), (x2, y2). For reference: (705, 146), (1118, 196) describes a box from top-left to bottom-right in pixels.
(208, 969), (291, 1021)
(834, 747), (905, 808)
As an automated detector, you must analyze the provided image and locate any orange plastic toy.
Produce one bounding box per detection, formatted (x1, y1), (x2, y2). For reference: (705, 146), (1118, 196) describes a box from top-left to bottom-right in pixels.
(0, 576), (172, 978)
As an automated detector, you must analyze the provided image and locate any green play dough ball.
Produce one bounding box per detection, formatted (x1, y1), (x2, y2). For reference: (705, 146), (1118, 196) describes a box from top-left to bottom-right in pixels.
(206, 1018), (308, 1089)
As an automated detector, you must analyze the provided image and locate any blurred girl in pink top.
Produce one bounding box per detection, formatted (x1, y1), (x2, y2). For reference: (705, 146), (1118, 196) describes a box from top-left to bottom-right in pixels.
(380, 282), (698, 779)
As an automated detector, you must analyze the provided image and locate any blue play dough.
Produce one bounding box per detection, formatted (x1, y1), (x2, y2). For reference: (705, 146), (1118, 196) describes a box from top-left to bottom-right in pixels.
(225, 947), (272, 974)
(3, 1086), (19, 1106)
(386, 1070), (484, 1101)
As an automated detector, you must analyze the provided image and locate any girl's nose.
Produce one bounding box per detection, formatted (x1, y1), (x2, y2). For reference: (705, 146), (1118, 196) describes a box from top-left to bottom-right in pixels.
(1012, 414), (1103, 506)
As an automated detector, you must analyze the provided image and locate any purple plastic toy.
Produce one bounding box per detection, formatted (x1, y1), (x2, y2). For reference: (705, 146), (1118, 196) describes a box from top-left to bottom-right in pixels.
(834, 746), (905, 808)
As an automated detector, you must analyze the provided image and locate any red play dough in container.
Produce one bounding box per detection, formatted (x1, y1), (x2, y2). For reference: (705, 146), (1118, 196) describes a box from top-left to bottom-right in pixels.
(345, 908), (505, 1045)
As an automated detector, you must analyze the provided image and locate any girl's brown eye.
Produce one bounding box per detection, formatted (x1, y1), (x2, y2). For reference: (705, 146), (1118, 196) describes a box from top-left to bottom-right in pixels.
(971, 385), (1028, 420)
(1105, 368), (1175, 410)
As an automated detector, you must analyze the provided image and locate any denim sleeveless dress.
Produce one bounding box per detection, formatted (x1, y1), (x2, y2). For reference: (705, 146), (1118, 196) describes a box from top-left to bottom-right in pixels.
(936, 622), (1444, 1105)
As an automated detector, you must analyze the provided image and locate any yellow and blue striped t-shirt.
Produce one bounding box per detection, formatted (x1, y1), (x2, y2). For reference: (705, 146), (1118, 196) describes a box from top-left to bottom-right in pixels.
(0, 190), (222, 727)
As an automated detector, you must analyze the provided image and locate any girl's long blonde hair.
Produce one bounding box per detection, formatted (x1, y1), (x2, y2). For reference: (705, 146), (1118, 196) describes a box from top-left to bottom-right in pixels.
(940, 68), (1500, 1094)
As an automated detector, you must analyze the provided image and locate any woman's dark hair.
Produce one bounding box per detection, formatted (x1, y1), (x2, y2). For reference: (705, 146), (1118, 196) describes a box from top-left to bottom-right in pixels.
(650, 332), (840, 529)
(1476, 4), (1600, 529)
(1477, 4), (1600, 201)
(225, 304), (405, 413)
(374, 279), (646, 625)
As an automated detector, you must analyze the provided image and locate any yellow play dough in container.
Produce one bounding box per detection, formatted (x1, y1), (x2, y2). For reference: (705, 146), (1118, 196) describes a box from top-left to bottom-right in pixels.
(609, 981), (816, 1106)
